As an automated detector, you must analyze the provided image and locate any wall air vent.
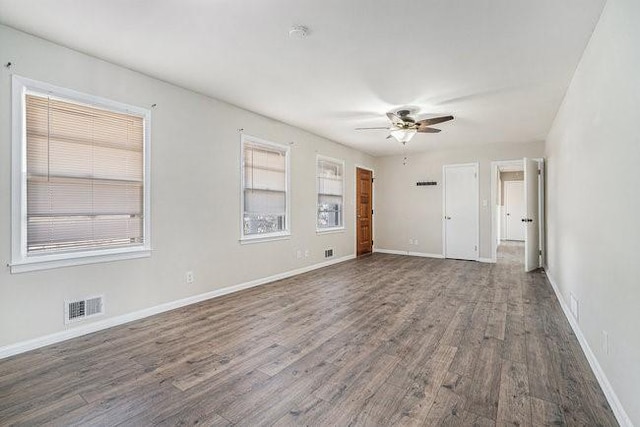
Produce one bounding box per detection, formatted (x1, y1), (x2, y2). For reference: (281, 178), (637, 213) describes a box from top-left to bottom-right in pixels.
(324, 248), (334, 258)
(65, 295), (104, 324)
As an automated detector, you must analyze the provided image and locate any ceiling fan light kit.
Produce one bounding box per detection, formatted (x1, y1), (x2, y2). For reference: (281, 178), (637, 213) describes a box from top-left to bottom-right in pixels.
(390, 128), (417, 144)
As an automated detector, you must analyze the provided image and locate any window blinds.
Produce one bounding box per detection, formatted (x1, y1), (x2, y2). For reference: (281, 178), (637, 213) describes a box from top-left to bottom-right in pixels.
(243, 142), (287, 235)
(25, 94), (145, 253)
(317, 158), (343, 229)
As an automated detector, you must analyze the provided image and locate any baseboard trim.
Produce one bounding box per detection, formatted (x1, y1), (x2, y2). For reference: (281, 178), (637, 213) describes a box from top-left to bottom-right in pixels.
(543, 267), (633, 427)
(0, 254), (356, 360)
(375, 248), (495, 263)
(374, 248), (444, 259)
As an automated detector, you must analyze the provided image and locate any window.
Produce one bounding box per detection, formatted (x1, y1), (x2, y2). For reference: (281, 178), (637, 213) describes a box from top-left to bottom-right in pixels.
(316, 156), (344, 231)
(241, 135), (290, 240)
(11, 76), (151, 272)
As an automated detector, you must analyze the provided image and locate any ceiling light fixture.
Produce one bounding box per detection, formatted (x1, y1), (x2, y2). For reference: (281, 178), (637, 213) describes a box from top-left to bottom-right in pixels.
(288, 25), (309, 39)
(390, 128), (417, 144)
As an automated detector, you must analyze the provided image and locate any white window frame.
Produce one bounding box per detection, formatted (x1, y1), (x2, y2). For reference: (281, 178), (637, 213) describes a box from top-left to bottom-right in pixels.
(240, 134), (291, 243)
(10, 76), (152, 273)
(316, 155), (345, 233)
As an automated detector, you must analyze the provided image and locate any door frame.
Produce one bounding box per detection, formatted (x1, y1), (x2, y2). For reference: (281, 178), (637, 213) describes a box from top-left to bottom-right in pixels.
(354, 164), (375, 256)
(490, 158), (544, 263)
(442, 162), (480, 261)
(504, 180), (525, 241)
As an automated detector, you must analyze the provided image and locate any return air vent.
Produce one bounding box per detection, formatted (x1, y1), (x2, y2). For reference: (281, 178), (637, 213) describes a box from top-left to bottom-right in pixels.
(65, 296), (104, 324)
(324, 248), (334, 258)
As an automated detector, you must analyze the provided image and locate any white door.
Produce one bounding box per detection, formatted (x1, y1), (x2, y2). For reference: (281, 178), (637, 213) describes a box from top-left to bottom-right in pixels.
(504, 180), (525, 241)
(524, 158), (540, 271)
(444, 163), (479, 261)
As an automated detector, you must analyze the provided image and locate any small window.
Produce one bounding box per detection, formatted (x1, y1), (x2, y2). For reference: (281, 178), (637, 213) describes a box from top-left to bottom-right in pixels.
(241, 135), (290, 240)
(317, 156), (344, 231)
(11, 76), (151, 272)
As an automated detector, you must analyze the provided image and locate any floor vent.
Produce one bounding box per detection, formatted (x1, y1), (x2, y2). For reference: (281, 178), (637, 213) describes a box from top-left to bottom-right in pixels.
(324, 248), (334, 258)
(65, 296), (104, 324)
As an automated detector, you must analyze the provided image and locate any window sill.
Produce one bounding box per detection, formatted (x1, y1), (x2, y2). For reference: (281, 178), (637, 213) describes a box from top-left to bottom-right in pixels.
(316, 227), (345, 235)
(239, 233), (291, 245)
(10, 247), (151, 273)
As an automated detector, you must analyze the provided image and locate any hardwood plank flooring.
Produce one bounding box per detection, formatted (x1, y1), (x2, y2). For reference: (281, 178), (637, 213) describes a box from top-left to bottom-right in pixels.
(0, 242), (618, 426)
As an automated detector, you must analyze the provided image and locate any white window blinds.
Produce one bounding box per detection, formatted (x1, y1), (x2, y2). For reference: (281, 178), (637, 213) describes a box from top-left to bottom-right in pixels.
(317, 157), (344, 229)
(25, 94), (145, 254)
(242, 139), (289, 237)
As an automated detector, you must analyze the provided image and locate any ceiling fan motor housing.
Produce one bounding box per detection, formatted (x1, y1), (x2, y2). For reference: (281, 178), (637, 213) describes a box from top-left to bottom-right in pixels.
(396, 110), (415, 124)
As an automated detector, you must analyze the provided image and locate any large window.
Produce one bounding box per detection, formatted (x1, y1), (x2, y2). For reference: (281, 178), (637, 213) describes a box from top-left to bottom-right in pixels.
(11, 76), (151, 272)
(241, 135), (290, 240)
(316, 156), (344, 231)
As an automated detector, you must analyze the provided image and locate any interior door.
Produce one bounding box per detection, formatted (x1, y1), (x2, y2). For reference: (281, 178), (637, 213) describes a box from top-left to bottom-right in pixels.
(504, 180), (525, 241)
(524, 158), (540, 271)
(444, 164), (479, 261)
(356, 167), (373, 256)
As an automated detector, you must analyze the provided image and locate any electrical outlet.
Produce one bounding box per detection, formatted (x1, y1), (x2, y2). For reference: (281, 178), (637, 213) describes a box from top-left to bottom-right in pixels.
(570, 293), (579, 320)
(304, 249), (309, 258)
(186, 271), (194, 284)
(408, 238), (413, 245)
(602, 330), (609, 355)
(414, 239), (419, 245)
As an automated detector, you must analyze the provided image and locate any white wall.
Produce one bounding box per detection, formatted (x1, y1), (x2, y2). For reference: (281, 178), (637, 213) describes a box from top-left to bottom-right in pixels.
(0, 25), (374, 349)
(374, 141), (544, 259)
(545, 0), (639, 424)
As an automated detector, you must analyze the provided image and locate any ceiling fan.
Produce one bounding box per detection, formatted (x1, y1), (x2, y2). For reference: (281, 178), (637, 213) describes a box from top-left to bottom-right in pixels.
(355, 110), (454, 144)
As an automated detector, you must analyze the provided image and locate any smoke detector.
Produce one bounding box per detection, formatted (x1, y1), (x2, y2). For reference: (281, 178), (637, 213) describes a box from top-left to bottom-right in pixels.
(289, 25), (309, 39)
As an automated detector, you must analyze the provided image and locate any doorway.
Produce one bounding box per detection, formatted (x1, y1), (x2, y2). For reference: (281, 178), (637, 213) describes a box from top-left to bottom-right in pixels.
(443, 163), (479, 261)
(356, 167), (373, 256)
(491, 158), (545, 271)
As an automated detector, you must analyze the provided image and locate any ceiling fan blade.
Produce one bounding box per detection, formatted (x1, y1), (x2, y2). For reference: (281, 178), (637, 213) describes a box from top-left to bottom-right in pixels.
(416, 115), (454, 127)
(417, 127), (441, 133)
(386, 112), (405, 127)
(355, 127), (390, 131)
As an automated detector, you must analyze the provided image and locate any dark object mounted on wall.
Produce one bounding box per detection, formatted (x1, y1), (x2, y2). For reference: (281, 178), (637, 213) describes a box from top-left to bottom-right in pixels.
(416, 181), (437, 186)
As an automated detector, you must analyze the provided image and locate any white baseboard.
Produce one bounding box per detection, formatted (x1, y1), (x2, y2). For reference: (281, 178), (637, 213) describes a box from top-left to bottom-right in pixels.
(0, 254), (355, 360)
(375, 248), (444, 259)
(373, 248), (406, 256)
(375, 248), (495, 263)
(544, 267), (633, 427)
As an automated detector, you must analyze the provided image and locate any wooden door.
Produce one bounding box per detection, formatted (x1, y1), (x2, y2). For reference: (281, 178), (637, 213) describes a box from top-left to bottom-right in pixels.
(356, 167), (373, 256)
(443, 163), (479, 261)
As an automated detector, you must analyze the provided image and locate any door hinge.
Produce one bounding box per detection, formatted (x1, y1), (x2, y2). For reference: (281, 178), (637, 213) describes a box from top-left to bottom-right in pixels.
(371, 177), (374, 183)
(371, 209), (374, 215)
(539, 249), (542, 255)
(371, 240), (374, 245)
(474, 172), (477, 178)
(538, 169), (541, 175)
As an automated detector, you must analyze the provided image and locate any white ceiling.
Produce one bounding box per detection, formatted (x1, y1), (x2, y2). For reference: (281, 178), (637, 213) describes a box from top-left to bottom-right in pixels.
(0, 0), (605, 156)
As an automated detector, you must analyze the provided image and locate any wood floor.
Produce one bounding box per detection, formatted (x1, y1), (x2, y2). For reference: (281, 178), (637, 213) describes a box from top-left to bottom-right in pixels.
(0, 243), (618, 426)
